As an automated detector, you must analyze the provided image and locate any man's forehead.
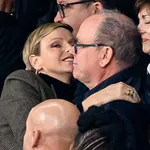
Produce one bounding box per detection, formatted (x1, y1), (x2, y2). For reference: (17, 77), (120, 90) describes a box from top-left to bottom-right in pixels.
(77, 16), (101, 41)
(77, 25), (96, 43)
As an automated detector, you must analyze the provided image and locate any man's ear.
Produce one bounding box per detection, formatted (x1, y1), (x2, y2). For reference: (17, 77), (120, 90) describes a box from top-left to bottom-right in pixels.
(32, 129), (41, 148)
(92, 2), (103, 14)
(29, 54), (42, 70)
(99, 47), (113, 67)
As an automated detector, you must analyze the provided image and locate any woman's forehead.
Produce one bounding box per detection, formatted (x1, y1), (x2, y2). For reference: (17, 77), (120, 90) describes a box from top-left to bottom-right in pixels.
(41, 28), (73, 42)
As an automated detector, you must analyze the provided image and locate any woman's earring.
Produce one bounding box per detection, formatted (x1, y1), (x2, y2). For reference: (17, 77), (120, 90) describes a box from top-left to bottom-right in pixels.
(35, 69), (38, 74)
(35, 68), (42, 74)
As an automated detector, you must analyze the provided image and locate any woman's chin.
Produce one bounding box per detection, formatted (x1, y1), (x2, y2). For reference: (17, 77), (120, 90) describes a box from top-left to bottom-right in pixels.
(143, 45), (150, 54)
(62, 66), (73, 74)
(143, 48), (150, 54)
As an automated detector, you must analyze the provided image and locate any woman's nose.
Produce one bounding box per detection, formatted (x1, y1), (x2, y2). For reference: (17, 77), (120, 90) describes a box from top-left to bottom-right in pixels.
(138, 23), (145, 34)
(65, 46), (76, 55)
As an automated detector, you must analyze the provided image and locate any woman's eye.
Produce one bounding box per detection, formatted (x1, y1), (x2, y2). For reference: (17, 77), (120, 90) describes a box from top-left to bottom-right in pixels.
(51, 44), (61, 48)
(145, 21), (150, 24)
(69, 41), (74, 46)
(144, 16), (150, 24)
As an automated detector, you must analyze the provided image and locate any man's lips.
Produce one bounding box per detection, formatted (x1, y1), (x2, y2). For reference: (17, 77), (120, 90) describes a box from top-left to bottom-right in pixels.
(73, 62), (77, 65)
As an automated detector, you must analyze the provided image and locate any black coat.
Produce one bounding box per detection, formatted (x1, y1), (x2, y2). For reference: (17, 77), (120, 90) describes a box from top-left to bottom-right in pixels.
(0, 0), (57, 94)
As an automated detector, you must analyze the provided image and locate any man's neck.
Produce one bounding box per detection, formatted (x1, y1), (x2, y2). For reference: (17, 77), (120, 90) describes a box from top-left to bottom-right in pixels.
(87, 65), (126, 90)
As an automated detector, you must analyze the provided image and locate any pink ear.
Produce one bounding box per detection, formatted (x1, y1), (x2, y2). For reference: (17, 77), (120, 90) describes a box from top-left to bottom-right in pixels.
(100, 47), (113, 68)
(32, 130), (40, 148)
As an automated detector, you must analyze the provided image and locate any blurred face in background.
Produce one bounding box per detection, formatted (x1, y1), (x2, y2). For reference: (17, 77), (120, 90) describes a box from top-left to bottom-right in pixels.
(138, 4), (150, 54)
(54, 0), (97, 35)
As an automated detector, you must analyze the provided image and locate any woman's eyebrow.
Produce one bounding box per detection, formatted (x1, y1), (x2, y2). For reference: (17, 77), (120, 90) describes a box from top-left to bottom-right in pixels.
(48, 37), (63, 43)
(142, 14), (150, 19)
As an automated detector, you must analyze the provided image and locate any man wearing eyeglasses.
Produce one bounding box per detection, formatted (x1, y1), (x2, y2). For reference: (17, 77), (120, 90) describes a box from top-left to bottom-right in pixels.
(54, 0), (137, 35)
(54, 0), (140, 107)
(70, 10), (150, 108)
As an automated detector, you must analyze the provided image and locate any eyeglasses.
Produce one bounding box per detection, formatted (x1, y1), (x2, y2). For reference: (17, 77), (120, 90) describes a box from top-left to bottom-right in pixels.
(74, 43), (107, 54)
(57, 0), (96, 18)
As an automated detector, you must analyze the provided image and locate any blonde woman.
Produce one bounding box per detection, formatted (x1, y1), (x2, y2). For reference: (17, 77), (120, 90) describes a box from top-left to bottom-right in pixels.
(0, 22), (76, 150)
(0, 22), (140, 150)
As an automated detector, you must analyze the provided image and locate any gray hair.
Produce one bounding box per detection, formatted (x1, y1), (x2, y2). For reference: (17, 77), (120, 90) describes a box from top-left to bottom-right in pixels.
(95, 9), (142, 68)
(73, 129), (107, 150)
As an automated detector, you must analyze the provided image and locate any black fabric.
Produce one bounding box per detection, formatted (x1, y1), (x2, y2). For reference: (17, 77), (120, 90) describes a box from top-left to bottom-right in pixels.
(0, 0), (57, 95)
(147, 74), (150, 86)
(73, 65), (150, 131)
(39, 73), (76, 102)
(0, 11), (16, 25)
(100, 0), (138, 23)
(82, 66), (150, 104)
(14, 0), (57, 25)
(77, 104), (150, 150)
(73, 80), (88, 106)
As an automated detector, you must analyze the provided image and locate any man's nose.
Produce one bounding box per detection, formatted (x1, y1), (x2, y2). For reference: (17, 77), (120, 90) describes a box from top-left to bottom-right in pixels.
(54, 12), (63, 22)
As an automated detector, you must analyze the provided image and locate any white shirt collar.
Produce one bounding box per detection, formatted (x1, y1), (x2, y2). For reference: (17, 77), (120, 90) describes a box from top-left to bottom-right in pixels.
(147, 63), (150, 74)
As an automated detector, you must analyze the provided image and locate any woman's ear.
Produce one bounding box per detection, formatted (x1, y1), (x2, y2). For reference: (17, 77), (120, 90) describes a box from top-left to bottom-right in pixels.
(29, 54), (42, 70)
(32, 129), (41, 148)
(92, 2), (104, 14)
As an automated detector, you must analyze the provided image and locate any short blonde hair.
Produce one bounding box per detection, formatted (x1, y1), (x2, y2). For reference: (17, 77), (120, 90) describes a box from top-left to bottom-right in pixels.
(23, 23), (73, 71)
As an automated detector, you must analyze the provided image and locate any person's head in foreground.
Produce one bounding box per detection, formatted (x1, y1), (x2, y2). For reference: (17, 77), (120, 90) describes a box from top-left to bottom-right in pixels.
(23, 22), (74, 84)
(54, 0), (137, 35)
(136, 0), (150, 55)
(23, 99), (80, 150)
(71, 10), (142, 89)
(73, 105), (150, 150)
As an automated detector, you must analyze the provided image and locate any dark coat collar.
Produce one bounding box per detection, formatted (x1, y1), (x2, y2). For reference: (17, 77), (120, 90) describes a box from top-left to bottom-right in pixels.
(39, 73), (76, 102)
(83, 66), (141, 100)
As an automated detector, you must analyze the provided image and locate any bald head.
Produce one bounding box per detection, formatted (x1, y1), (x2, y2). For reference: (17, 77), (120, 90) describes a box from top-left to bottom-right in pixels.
(23, 99), (80, 150)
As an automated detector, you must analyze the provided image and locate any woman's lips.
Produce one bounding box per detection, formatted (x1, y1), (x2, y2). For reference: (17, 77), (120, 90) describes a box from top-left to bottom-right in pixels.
(142, 38), (149, 42)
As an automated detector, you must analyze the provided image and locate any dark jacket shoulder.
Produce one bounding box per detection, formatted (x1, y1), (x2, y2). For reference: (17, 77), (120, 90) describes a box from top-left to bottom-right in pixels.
(0, 70), (56, 150)
(7, 69), (45, 85)
(4, 69), (55, 98)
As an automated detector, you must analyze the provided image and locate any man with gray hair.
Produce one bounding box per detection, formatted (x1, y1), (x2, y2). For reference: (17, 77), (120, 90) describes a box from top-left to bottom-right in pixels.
(70, 11), (150, 147)
(71, 10), (149, 107)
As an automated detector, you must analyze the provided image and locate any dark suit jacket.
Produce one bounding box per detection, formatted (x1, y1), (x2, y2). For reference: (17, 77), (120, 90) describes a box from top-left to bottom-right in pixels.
(0, 70), (58, 150)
